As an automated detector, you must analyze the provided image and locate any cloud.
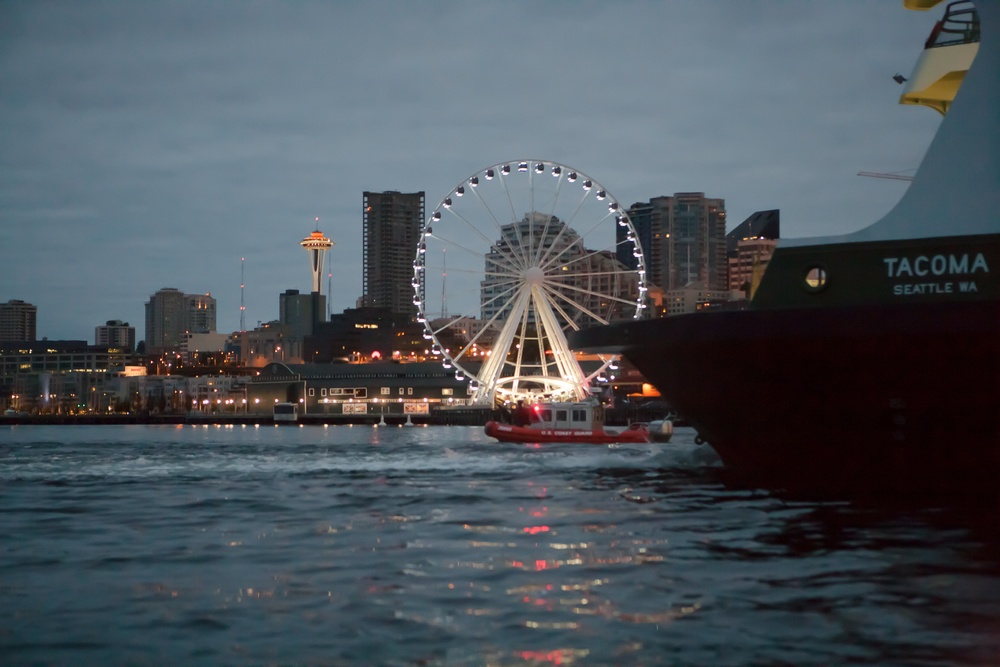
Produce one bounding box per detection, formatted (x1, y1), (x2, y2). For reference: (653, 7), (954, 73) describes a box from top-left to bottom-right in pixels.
(0, 1), (942, 340)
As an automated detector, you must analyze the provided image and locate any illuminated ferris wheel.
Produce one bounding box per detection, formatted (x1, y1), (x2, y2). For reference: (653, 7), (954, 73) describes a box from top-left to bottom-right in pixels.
(412, 160), (649, 406)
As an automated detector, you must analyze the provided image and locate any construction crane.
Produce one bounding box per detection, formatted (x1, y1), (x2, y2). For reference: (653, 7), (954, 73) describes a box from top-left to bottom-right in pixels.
(857, 171), (915, 181)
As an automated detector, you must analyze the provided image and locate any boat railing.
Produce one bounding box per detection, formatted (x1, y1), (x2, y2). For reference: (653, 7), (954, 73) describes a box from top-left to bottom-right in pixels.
(925, 1), (980, 49)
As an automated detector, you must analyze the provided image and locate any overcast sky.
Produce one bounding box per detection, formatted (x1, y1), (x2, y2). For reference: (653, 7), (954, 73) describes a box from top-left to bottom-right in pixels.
(0, 1), (943, 342)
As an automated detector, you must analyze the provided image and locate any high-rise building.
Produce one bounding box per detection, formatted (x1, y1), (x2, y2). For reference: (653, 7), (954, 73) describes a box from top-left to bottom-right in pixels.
(144, 288), (217, 354)
(0, 299), (37, 341)
(95, 320), (136, 352)
(621, 193), (728, 292)
(726, 210), (780, 296)
(725, 209), (780, 255)
(278, 288), (326, 362)
(185, 293), (217, 335)
(362, 191), (425, 317)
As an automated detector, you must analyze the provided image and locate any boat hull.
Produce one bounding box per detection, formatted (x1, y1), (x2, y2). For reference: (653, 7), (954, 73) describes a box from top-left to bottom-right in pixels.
(571, 299), (1000, 498)
(484, 421), (650, 444)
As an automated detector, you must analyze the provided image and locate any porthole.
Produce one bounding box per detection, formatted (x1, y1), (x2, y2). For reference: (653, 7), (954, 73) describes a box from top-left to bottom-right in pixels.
(803, 265), (829, 293)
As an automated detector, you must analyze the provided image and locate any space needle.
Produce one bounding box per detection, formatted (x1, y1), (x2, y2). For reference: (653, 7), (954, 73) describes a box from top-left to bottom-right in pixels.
(300, 220), (334, 295)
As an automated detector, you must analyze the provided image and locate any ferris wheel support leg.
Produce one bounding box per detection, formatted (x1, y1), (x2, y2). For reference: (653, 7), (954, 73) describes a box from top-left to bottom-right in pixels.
(530, 286), (589, 401)
(474, 288), (531, 405)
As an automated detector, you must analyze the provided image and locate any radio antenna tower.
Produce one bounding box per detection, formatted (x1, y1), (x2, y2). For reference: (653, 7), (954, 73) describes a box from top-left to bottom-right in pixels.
(441, 248), (448, 319)
(240, 257), (246, 332)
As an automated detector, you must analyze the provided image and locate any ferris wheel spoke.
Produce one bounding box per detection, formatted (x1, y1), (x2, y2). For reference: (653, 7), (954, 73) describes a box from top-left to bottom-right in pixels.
(549, 268), (633, 279)
(441, 205), (527, 272)
(537, 234), (589, 273)
(533, 166), (568, 265)
(530, 287), (588, 389)
(545, 277), (639, 308)
(496, 168), (535, 268)
(431, 229), (503, 265)
(537, 190), (591, 268)
(466, 178), (531, 272)
(478, 286), (532, 402)
(475, 280), (524, 321)
(510, 302), (534, 392)
(426, 279), (521, 346)
(447, 289), (527, 364)
(574, 204), (618, 241)
(540, 235), (620, 274)
(447, 264), (508, 279)
(484, 253), (523, 277)
(540, 282), (614, 327)
(541, 208), (619, 270)
(536, 288), (586, 333)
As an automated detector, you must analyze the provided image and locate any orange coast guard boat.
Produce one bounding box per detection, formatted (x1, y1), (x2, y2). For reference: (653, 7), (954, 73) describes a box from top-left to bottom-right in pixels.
(484, 400), (650, 444)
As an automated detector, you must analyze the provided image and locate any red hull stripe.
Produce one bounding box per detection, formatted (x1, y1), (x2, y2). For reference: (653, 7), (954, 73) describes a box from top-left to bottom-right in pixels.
(484, 421), (649, 444)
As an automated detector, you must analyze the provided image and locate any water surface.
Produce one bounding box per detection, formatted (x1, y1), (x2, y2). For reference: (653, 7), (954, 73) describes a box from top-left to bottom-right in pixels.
(1, 424), (997, 665)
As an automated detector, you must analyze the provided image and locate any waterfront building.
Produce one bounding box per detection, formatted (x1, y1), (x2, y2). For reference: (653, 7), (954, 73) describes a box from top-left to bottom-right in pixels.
(0, 299), (37, 342)
(622, 193), (728, 293)
(180, 332), (230, 364)
(240, 321), (289, 368)
(144, 288), (217, 354)
(362, 191), (425, 317)
(95, 320), (136, 352)
(304, 307), (426, 364)
(100, 373), (246, 415)
(246, 360), (477, 417)
(0, 340), (128, 413)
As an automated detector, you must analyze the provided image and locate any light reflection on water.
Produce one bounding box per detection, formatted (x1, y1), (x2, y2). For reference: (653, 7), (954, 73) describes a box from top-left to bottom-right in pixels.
(0, 424), (997, 666)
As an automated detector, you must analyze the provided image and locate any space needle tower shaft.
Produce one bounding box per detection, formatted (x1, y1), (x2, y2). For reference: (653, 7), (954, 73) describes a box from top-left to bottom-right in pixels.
(300, 221), (334, 295)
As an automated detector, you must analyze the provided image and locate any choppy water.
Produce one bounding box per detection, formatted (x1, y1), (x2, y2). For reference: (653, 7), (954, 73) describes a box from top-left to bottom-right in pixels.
(1, 424), (998, 666)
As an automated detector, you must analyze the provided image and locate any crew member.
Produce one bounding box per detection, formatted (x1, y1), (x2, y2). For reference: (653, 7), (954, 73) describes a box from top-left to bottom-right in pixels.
(513, 400), (531, 427)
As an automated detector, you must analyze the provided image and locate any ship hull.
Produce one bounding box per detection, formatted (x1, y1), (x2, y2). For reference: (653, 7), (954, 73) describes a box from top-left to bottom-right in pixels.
(572, 299), (999, 499)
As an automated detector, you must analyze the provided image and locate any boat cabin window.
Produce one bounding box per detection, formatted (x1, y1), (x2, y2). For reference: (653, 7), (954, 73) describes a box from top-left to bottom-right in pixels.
(556, 409), (568, 422)
(533, 409), (552, 423)
(572, 409), (587, 422)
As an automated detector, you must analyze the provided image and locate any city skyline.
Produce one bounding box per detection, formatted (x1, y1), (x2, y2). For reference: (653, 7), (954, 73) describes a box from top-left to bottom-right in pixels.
(1, 2), (943, 340)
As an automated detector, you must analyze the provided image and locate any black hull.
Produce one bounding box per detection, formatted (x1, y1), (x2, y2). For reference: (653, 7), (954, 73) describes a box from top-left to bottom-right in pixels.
(572, 300), (1000, 500)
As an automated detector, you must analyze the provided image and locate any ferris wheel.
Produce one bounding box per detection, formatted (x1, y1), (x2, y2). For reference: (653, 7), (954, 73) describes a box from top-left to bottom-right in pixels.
(413, 160), (649, 406)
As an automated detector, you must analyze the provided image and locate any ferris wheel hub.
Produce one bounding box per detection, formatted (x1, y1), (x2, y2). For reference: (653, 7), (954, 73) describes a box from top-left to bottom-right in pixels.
(523, 266), (545, 286)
